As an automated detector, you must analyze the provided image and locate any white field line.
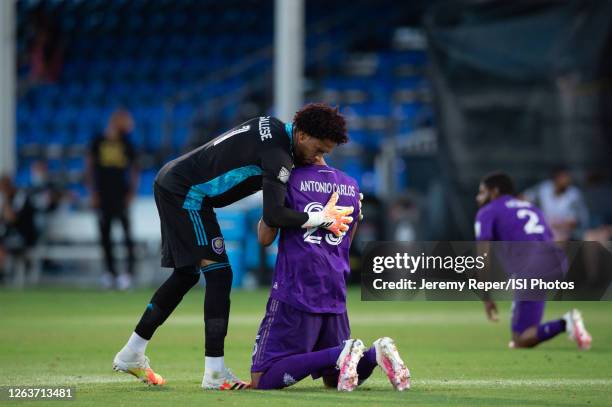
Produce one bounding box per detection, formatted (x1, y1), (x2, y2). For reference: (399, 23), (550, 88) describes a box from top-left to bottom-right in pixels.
(2, 375), (133, 385)
(3, 376), (611, 388)
(414, 378), (612, 388)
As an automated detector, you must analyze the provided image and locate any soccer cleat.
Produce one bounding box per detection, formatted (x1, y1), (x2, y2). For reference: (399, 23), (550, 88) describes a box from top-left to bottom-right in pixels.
(336, 339), (366, 392)
(116, 274), (133, 291)
(202, 368), (250, 390)
(564, 309), (592, 350)
(100, 273), (114, 290)
(373, 337), (411, 391)
(112, 353), (166, 386)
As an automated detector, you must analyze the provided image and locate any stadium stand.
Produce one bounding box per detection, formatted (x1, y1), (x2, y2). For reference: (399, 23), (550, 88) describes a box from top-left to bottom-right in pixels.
(14, 0), (435, 287)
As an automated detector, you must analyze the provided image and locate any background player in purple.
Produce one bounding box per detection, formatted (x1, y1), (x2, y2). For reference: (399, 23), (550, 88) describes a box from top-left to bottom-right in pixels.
(475, 171), (592, 350)
(250, 160), (410, 391)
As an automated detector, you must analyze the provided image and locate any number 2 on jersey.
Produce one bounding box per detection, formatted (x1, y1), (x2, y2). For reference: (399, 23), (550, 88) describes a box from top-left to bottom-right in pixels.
(516, 209), (545, 234)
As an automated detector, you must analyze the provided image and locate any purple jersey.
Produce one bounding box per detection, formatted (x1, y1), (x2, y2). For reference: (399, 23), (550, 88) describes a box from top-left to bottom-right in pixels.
(475, 195), (553, 241)
(270, 164), (360, 314)
(475, 195), (566, 284)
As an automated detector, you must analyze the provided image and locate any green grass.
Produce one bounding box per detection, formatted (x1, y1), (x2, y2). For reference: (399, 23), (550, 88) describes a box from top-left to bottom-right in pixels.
(1, 287), (611, 406)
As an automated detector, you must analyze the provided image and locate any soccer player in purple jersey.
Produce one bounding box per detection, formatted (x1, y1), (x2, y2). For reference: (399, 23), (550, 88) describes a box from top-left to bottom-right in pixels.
(250, 160), (410, 391)
(475, 171), (592, 350)
(111, 104), (354, 389)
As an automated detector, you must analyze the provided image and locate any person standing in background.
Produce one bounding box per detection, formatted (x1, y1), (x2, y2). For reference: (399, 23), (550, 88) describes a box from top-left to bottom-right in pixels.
(86, 109), (139, 290)
(0, 175), (37, 283)
(523, 166), (589, 241)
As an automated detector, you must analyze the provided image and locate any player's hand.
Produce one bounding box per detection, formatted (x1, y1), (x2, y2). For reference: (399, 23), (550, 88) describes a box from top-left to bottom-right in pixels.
(321, 192), (354, 237)
(358, 193), (364, 221)
(484, 300), (499, 322)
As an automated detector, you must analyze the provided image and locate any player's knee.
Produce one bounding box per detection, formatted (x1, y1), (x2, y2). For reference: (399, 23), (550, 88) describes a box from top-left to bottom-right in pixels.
(203, 266), (233, 290)
(200, 258), (217, 267)
(149, 268), (199, 311)
(173, 267), (200, 287)
(516, 341), (537, 349)
(512, 334), (537, 348)
(513, 341), (534, 348)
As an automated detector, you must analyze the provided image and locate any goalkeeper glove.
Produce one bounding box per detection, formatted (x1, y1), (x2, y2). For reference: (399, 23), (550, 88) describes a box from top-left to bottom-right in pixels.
(302, 192), (354, 237)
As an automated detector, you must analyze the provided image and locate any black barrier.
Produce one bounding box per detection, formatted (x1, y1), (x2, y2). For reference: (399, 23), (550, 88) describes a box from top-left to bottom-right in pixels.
(361, 241), (612, 301)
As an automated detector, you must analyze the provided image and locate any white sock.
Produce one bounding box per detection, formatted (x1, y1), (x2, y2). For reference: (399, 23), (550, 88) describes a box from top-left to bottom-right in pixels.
(205, 356), (225, 373)
(124, 332), (149, 355)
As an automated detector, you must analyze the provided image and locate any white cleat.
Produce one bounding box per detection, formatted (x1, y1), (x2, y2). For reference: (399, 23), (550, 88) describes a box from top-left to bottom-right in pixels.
(336, 339), (366, 392)
(202, 368), (250, 390)
(112, 351), (165, 386)
(564, 309), (592, 350)
(116, 274), (133, 291)
(373, 337), (411, 391)
(100, 273), (114, 290)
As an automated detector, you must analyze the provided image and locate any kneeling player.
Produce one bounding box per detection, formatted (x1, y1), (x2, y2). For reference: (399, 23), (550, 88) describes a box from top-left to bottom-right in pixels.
(250, 161), (410, 391)
(111, 105), (354, 389)
(475, 171), (592, 349)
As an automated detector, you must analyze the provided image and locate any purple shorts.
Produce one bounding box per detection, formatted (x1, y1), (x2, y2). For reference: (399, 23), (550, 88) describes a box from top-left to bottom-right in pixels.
(251, 298), (350, 378)
(511, 301), (545, 334)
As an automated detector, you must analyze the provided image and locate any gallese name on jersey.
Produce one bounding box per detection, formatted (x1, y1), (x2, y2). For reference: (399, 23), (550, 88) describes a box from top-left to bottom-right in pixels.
(258, 116), (272, 141)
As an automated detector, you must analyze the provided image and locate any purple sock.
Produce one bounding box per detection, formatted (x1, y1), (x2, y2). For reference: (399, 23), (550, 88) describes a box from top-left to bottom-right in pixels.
(357, 347), (377, 385)
(537, 319), (566, 342)
(257, 345), (344, 390)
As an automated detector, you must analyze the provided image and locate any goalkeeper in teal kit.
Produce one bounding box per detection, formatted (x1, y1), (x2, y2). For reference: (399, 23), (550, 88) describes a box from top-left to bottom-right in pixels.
(112, 104), (355, 389)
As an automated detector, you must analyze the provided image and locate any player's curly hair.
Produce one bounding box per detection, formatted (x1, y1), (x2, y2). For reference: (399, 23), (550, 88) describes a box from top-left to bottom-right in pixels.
(293, 103), (348, 144)
(482, 171), (516, 195)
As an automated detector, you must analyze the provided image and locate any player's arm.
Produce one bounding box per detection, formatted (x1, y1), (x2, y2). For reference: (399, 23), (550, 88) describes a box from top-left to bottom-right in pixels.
(261, 176), (308, 228)
(477, 240), (498, 322)
(474, 211), (498, 322)
(261, 148), (352, 236)
(257, 218), (278, 247)
(263, 180), (353, 236)
(259, 142), (309, 228)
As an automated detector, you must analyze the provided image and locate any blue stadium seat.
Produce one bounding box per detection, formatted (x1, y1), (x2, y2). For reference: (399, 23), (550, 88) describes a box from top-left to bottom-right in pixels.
(15, 167), (31, 188)
(138, 170), (156, 196)
(66, 157), (84, 173)
(393, 50), (428, 67)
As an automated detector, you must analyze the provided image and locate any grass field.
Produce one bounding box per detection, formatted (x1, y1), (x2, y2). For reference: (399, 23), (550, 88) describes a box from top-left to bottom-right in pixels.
(1, 287), (611, 406)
